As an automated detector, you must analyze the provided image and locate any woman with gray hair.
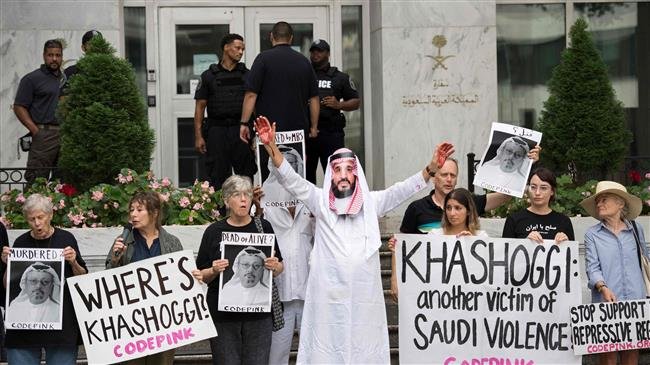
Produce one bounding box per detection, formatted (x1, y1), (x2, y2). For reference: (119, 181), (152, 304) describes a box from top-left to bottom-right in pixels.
(1, 193), (87, 365)
(193, 175), (284, 365)
(581, 181), (648, 365)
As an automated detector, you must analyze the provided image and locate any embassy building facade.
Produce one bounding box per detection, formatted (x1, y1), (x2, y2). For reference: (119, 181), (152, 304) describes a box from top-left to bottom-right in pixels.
(1, 0), (648, 213)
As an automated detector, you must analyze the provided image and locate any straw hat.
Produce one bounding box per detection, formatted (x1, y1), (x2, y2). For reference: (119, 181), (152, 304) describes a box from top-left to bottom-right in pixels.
(580, 181), (643, 220)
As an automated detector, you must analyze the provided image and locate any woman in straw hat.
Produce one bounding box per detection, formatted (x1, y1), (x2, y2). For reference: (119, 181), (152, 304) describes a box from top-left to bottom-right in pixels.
(581, 181), (648, 365)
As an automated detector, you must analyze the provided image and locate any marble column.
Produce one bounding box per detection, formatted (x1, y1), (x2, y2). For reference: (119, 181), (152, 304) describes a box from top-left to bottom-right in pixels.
(0, 0), (121, 176)
(370, 1), (497, 214)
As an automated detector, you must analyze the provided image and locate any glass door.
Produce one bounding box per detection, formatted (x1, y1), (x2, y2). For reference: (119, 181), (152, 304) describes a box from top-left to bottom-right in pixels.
(158, 7), (244, 186)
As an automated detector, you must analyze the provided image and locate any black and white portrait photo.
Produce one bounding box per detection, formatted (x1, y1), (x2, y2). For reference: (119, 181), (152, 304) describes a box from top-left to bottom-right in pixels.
(258, 130), (306, 208)
(474, 123), (542, 197)
(218, 234), (274, 312)
(5, 248), (65, 330)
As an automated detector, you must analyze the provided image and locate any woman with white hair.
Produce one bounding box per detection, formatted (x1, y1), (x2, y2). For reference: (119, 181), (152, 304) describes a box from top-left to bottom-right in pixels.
(193, 175), (284, 365)
(1, 193), (87, 365)
(581, 181), (648, 365)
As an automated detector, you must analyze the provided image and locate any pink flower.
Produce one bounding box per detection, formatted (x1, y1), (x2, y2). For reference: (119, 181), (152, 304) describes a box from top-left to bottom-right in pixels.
(211, 210), (220, 219)
(91, 223), (97, 228)
(103, 204), (109, 209)
(117, 174), (128, 184)
(150, 181), (160, 190)
(193, 203), (203, 210)
(188, 216), (194, 223)
(161, 177), (171, 187)
(146, 171), (154, 180)
(113, 202), (119, 209)
(91, 190), (104, 201)
(646, 172), (650, 180)
(159, 192), (170, 202)
(16, 193), (25, 204)
(55, 183), (63, 191)
(179, 197), (190, 208)
(209, 187), (215, 194)
(59, 199), (65, 208)
(201, 181), (210, 191)
(126, 174), (133, 182)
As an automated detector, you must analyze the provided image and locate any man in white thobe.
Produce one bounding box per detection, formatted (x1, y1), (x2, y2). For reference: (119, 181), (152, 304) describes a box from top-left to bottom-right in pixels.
(7, 262), (61, 323)
(256, 116), (452, 364)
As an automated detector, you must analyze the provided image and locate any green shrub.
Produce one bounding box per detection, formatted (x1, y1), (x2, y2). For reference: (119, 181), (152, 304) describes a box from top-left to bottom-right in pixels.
(58, 36), (155, 191)
(537, 18), (631, 182)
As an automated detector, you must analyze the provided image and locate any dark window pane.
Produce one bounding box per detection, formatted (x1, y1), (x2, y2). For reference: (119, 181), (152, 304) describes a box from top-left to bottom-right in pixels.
(342, 5), (364, 164)
(175, 25), (230, 94)
(124, 7), (146, 100)
(178, 117), (205, 187)
(496, 4), (565, 128)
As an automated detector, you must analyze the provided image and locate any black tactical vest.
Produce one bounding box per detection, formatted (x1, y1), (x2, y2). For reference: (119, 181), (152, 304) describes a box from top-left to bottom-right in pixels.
(206, 63), (247, 123)
(317, 66), (346, 129)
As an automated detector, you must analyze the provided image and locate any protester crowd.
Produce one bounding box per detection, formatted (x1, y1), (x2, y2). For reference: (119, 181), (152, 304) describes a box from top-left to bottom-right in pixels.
(0, 19), (648, 365)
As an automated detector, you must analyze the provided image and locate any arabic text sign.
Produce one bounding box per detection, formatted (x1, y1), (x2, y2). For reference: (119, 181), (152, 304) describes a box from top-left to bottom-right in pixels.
(473, 122), (542, 198)
(570, 299), (650, 355)
(67, 250), (216, 364)
(396, 234), (581, 365)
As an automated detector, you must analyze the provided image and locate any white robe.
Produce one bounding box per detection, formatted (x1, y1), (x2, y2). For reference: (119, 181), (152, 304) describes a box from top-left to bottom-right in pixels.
(274, 159), (429, 364)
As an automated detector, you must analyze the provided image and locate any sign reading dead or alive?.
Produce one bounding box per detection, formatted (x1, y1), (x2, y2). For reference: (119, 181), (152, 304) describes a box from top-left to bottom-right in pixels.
(570, 299), (650, 355)
(67, 250), (216, 364)
(395, 234), (582, 365)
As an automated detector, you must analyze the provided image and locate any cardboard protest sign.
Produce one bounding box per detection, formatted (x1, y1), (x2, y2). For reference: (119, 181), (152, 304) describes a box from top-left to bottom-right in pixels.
(5, 248), (65, 330)
(395, 234), (582, 365)
(67, 250), (216, 364)
(474, 122), (542, 198)
(218, 232), (275, 313)
(570, 299), (650, 355)
(256, 130), (305, 208)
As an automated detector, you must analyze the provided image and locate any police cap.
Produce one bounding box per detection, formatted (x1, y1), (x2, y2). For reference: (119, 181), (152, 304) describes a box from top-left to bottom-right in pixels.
(309, 39), (330, 52)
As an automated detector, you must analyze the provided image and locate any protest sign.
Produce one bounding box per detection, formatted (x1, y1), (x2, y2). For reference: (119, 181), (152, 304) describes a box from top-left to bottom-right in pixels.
(257, 130), (305, 208)
(570, 299), (650, 355)
(395, 234), (582, 365)
(67, 250), (216, 364)
(218, 232), (275, 312)
(5, 248), (65, 330)
(474, 123), (542, 198)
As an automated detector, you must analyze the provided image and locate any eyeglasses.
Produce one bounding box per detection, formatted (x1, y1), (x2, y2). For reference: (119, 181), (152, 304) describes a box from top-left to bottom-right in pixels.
(528, 185), (552, 193)
(27, 279), (52, 286)
(239, 262), (263, 271)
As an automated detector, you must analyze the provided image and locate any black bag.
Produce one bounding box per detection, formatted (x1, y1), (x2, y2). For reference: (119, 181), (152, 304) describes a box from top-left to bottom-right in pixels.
(253, 216), (284, 331)
(19, 132), (32, 152)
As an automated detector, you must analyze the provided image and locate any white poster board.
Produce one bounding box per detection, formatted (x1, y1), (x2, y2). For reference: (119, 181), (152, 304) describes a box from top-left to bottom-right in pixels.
(5, 248), (65, 330)
(67, 250), (216, 364)
(218, 232), (275, 312)
(395, 234), (582, 365)
(474, 122), (542, 198)
(257, 130), (306, 208)
(570, 299), (650, 355)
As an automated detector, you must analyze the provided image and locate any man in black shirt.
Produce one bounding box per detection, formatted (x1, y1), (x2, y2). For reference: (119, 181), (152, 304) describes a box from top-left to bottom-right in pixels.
(14, 39), (67, 186)
(64, 29), (102, 80)
(306, 39), (360, 184)
(240, 22), (319, 182)
(194, 34), (256, 189)
(240, 21), (319, 140)
(399, 146), (540, 234)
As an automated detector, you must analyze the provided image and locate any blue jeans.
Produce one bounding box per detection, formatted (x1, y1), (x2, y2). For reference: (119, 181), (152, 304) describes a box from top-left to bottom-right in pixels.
(7, 346), (78, 365)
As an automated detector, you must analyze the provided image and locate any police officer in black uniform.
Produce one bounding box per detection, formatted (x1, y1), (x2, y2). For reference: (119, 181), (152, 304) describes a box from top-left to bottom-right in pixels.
(194, 33), (256, 190)
(306, 39), (360, 184)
